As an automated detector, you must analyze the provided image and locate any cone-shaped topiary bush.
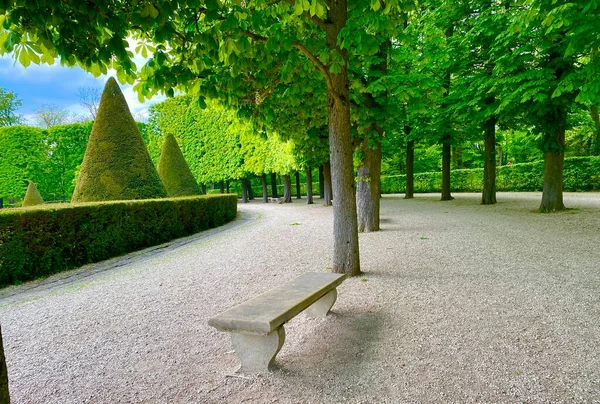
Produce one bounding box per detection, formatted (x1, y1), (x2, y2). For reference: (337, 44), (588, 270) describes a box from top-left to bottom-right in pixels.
(22, 181), (44, 207)
(157, 134), (200, 197)
(71, 77), (167, 202)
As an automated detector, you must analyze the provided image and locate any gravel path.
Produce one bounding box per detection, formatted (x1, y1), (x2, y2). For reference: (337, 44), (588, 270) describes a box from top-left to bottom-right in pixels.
(1, 192), (599, 403)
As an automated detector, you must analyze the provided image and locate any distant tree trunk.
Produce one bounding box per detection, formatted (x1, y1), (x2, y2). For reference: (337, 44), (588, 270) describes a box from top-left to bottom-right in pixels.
(0, 325), (10, 404)
(441, 140), (453, 201)
(247, 178), (254, 200)
(452, 145), (464, 169)
(261, 174), (269, 203)
(319, 165), (325, 199)
(226, 181), (230, 193)
(497, 146), (503, 166)
(323, 161), (333, 206)
(356, 140), (382, 232)
(305, 167), (314, 204)
(201, 184), (207, 195)
(283, 175), (292, 202)
(0, 198), (3, 209)
(295, 172), (301, 199)
(270, 173), (278, 198)
(482, 115), (497, 205)
(219, 181), (224, 194)
(539, 107), (567, 212)
(241, 179), (249, 203)
(405, 137), (414, 199)
(591, 106), (600, 156)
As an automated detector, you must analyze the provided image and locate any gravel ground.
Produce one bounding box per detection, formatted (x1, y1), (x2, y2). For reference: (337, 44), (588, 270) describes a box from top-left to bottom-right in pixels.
(1, 192), (599, 403)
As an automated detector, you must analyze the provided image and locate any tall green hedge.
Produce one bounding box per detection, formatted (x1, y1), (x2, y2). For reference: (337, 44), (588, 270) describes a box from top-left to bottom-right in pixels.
(381, 156), (600, 194)
(0, 194), (237, 287)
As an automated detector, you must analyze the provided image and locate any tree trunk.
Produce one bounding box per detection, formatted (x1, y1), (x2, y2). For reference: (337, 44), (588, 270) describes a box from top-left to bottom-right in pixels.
(0, 325), (10, 404)
(201, 184), (207, 195)
(323, 161), (333, 206)
(270, 173), (278, 198)
(261, 174), (269, 203)
(247, 178), (254, 200)
(591, 106), (600, 156)
(497, 146), (503, 166)
(226, 181), (230, 193)
(356, 140), (382, 232)
(305, 167), (314, 204)
(441, 140), (453, 200)
(482, 115), (497, 205)
(295, 172), (301, 199)
(405, 138), (414, 199)
(325, 0), (360, 275)
(241, 178), (249, 203)
(283, 174), (292, 203)
(219, 181), (224, 194)
(539, 108), (567, 212)
(319, 165), (325, 199)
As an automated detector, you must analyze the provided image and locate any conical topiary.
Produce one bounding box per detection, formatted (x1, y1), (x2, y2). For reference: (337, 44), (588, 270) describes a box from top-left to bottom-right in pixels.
(71, 77), (167, 202)
(22, 181), (44, 207)
(157, 133), (201, 197)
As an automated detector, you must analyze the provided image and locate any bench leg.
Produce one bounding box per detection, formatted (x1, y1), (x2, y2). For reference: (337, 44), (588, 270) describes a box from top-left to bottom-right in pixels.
(230, 326), (285, 373)
(305, 289), (337, 318)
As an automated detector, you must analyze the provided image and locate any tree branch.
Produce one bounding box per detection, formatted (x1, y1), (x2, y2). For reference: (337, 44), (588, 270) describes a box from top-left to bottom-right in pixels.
(291, 41), (343, 104)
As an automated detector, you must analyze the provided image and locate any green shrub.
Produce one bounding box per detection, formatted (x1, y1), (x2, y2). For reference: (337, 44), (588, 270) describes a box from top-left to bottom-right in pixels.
(381, 156), (600, 193)
(157, 133), (201, 197)
(22, 181), (44, 207)
(72, 77), (167, 202)
(0, 194), (237, 287)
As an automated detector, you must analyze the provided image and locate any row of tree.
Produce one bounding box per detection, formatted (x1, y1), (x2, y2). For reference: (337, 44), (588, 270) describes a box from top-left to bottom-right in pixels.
(1, 0), (598, 276)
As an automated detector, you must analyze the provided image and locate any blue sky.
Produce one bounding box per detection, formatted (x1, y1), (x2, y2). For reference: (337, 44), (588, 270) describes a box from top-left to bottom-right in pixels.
(0, 53), (164, 125)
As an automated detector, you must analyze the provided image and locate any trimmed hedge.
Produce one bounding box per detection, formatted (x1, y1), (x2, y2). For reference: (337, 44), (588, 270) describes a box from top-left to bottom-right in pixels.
(0, 194), (237, 287)
(381, 156), (600, 194)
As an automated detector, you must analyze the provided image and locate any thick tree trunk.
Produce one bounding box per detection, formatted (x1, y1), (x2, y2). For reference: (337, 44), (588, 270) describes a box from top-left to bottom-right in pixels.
(323, 161), (333, 206)
(270, 173), (278, 198)
(482, 115), (497, 205)
(295, 172), (301, 199)
(356, 140), (382, 232)
(318, 165), (325, 199)
(539, 109), (567, 212)
(441, 140), (453, 200)
(325, 0), (360, 275)
(283, 175), (292, 203)
(0, 325), (10, 404)
(405, 138), (414, 199)
(261, 174), (269, 203)
(305, 167), (314, 204)
(241, 178), (249, 203)
(219, 181), (224, 194)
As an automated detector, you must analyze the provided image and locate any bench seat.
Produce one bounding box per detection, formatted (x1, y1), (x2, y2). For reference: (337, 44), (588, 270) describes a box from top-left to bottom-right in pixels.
(208, 272), (346, 372)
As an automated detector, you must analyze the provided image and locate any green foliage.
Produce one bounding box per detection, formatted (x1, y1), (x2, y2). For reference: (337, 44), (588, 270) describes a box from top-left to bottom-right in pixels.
(0, 194), (237, 287)
(381, 157), (600, 194)
(157, 133), (200, 197)
(0, 87), (23, 126)
(22, 181), (44, 207)
(0, 125), (47, 199)
(72, 77), (167, 202)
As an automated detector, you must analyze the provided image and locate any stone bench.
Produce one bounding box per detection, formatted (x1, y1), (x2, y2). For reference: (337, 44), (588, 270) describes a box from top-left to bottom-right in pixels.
(208, 272), (346, 373)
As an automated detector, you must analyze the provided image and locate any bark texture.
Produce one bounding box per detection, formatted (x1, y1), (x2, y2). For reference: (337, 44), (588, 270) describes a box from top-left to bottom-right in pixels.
(318, 165), (325, 199)
(305, 168), (314, 204)
(283, 175), (292, 203)
(0, 325), (9, 404)
(325, 0), (360, 276)
(405, 138), (414, 199)
(441, 140), (453, 201)
(482, 115), (497, 205)
(261, 174), (269, 203)
(356, 140), (382, 232)
(540, 108), (567, 212)
(323, 161), (333, 206)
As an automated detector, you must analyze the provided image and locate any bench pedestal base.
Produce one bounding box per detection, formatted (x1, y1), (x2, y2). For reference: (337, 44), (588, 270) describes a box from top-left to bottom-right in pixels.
(231, 326), (286, 373)
(305, 289), (337, 318)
